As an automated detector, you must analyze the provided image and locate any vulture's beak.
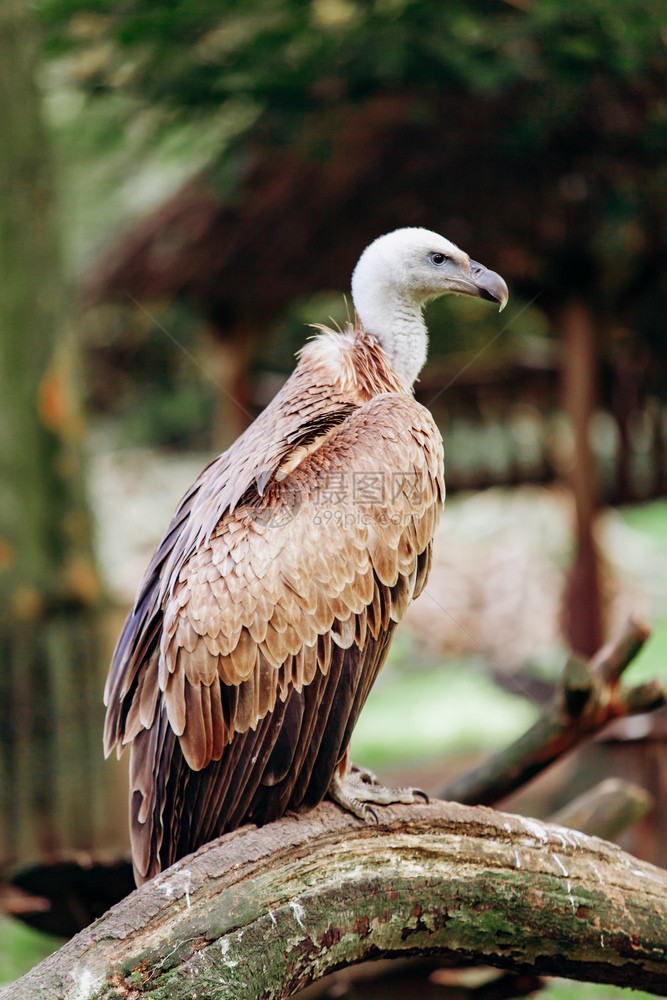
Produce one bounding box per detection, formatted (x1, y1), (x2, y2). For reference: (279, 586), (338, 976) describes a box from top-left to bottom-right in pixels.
(466, 260), (509, 312)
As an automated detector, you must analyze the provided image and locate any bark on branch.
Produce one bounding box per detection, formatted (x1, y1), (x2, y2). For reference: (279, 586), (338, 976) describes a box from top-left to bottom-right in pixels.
(5, 800), (667, 1000)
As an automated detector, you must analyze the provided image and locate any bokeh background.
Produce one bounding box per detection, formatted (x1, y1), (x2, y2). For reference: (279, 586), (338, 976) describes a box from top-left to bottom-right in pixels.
(1, 1), (666, 995)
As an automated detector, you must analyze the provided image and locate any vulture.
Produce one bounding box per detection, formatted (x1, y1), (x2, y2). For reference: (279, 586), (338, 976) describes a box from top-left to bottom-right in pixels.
(104, 228), (509, 884)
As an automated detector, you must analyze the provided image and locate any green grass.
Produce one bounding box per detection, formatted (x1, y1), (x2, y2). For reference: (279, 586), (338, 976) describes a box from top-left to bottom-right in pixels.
(0, 917), (62, 985)
(350, 654), (538, 771)
(619, 497), (667, 683)
(623, 618), (667, 683)
(540, 978), (658, 1000)
(621, 497), (667, 543)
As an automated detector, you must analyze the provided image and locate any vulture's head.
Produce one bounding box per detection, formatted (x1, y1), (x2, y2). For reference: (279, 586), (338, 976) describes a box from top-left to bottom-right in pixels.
(352, 227), (508, 315)
(351, 227), (509, 386)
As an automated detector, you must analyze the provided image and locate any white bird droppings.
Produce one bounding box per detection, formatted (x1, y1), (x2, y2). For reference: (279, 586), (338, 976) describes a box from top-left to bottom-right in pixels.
(552, 854), (569, 878)
(521, 818), (549, 843)
(220, 938), (239, 968)
(69, 967), (104, 1000)
(160, 869), (192, 908)
(290, 900), (307, 930)
(589, 863), (604, 884)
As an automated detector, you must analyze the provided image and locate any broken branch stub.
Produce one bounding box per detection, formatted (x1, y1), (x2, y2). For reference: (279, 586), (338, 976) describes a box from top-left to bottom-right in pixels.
(441, 617), (663, 807)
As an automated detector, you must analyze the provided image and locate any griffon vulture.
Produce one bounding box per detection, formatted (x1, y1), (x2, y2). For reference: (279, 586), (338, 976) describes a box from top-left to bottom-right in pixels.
(104, 228), (509, 883)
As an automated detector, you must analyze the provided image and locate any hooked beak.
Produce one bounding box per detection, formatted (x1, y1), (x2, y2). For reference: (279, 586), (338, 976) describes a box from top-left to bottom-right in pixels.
(466, 260), (509, 312)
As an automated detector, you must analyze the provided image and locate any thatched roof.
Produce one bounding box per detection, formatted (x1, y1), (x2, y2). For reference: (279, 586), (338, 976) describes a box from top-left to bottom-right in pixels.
(86, 83), (663, 351)
(84, 93), (540, 331)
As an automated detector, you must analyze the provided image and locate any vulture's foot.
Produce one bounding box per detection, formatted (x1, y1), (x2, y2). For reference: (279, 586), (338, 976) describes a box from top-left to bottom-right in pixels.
(328, 766), (428, 822)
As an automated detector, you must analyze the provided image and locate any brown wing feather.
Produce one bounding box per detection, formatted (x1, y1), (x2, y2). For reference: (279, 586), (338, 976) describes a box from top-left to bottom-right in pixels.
(108, 334), (444, 883)
(104, 349), (361, 755)
(159, 393), (442, 761)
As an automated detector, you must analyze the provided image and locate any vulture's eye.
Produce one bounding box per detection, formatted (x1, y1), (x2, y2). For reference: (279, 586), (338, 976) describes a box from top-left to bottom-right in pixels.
(430, 252), (450, 266)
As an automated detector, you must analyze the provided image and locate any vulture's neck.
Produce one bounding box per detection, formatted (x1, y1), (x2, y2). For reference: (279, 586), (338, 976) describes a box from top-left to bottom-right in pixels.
(354, 290), (428, 388)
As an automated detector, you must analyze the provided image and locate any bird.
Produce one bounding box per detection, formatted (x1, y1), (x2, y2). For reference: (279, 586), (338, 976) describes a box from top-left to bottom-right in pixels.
(104, 227), (508, 884)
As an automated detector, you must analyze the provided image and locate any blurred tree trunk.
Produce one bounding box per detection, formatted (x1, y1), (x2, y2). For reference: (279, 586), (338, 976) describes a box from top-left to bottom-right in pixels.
(0, 0), (111, 864)
(559, 300), (603, 659)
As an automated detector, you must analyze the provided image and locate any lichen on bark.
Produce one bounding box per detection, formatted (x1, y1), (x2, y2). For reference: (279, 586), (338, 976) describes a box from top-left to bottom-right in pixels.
(5, 801), (667, 999)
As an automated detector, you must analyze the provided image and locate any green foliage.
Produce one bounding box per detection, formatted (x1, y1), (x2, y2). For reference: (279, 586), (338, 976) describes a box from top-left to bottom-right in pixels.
(117, 382), (217, 448)
(38, 0), (666, 129)
(426, 292), (551, 360)
(84, 302), (221, 448)
(36, 0), (667, 326)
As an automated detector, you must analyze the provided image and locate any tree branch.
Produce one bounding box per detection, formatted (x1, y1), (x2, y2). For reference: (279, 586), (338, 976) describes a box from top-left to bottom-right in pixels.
(441, 617), (663, 806)
(5, 800), (667, 999)
(548, 777), (653, 841)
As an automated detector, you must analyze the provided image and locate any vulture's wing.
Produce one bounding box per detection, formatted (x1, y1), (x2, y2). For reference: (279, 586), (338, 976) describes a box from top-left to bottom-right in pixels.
(107, 385), (443, 882)
(104, 354), (358, 750)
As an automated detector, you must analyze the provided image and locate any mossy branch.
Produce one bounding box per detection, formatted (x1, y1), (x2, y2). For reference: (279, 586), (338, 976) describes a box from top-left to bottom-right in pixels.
(4, 800), (667, 999)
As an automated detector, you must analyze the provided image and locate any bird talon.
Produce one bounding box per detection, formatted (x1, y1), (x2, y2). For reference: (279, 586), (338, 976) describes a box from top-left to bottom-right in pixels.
(350, 764), (379, 786)
(327, 768), (431, 823)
